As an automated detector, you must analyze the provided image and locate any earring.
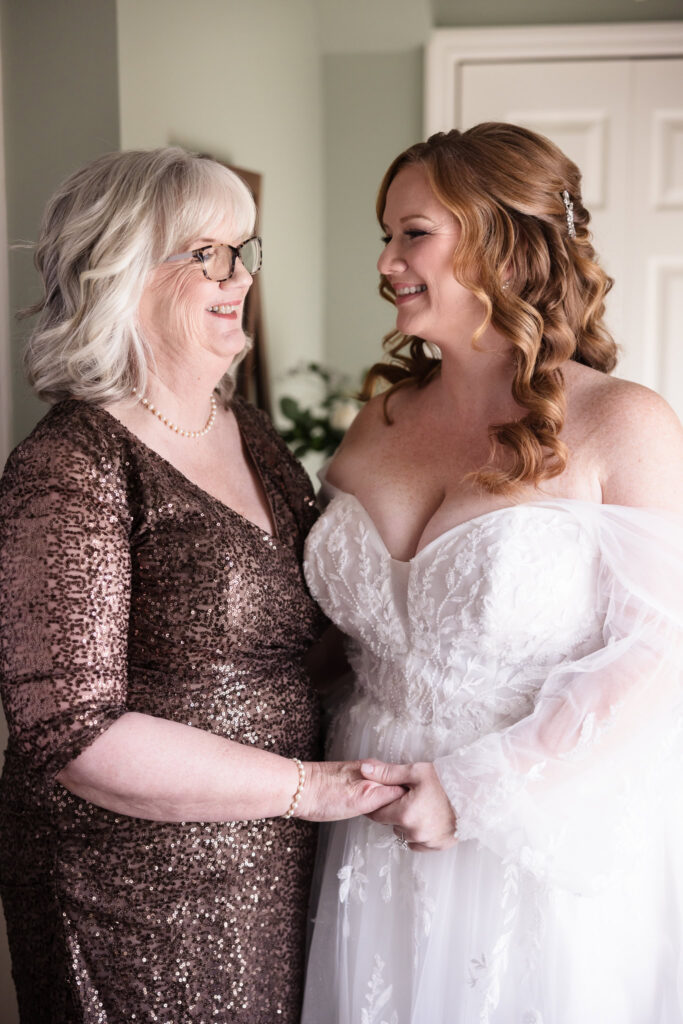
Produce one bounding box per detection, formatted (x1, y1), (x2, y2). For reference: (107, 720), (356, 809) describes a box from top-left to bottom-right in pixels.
(501, 281), (510, 291)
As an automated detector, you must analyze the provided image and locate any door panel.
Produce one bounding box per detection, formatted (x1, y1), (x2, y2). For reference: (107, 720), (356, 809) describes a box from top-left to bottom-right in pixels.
(634, 58), (683, 418)
(458, 57), (683, 418)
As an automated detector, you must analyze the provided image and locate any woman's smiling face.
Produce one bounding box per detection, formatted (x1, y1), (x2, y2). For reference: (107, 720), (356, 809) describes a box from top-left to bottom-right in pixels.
(139, 213), (254, 372)
(377, 164), (483, 347)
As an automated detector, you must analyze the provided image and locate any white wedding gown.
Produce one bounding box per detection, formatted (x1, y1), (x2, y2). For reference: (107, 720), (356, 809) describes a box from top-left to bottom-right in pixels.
(301, 482), (683, 1024)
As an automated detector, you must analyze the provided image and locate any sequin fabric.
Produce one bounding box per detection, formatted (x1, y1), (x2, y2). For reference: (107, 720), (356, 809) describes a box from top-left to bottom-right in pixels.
(0, 397), (326, 1023)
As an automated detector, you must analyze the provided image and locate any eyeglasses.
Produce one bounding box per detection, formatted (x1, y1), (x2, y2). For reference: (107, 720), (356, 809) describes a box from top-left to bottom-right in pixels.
(165, 235), (262, 282)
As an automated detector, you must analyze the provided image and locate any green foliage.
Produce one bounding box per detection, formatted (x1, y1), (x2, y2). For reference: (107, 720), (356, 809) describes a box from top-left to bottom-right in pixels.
(278, 362), (360, 458)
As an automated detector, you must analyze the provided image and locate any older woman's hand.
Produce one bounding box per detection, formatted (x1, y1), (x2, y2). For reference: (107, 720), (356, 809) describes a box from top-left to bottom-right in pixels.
(297, 760), (405, 822)
(358, 760), (458, 852)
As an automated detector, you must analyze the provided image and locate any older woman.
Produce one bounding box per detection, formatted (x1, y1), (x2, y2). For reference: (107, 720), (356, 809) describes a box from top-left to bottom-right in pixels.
(0, 147), (401, 1023)
(302, 124), (683, 1023)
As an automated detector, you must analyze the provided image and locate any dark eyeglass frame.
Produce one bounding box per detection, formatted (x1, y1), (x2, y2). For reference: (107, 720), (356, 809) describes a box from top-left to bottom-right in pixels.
(165, 235), (262, 281)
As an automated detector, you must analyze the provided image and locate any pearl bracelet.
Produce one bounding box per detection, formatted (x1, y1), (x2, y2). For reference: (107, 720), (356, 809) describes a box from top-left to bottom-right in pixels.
(282, 757), (305, 819)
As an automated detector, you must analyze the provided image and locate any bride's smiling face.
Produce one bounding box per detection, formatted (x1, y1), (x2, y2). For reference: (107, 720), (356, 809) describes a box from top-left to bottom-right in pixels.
(377, 164), (483, 347)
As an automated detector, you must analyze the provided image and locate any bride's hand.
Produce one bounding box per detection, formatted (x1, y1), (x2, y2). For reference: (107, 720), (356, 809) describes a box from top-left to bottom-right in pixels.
(296, 760), (405, 823)
(360, 760), (458, 852)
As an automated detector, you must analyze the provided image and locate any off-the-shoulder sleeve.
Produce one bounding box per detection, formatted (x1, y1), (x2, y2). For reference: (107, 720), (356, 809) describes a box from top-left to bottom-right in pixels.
(435, 503), (683, 893)
(0, 430), (131, 781)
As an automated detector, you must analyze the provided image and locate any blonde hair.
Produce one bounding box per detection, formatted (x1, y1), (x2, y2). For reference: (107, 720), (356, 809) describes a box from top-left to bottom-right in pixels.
(22, 146), (256, 405)
(365, 122), (617, 494)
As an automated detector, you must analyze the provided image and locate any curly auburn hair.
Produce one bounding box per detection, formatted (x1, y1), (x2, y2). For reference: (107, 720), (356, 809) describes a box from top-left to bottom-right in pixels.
(363, 122), (617, 494)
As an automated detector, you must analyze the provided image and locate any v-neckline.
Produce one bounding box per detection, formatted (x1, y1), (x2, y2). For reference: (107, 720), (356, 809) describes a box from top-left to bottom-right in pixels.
(82, 398), (280, 543)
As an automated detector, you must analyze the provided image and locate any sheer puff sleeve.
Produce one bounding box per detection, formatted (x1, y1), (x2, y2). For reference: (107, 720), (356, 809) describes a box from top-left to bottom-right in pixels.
(0, 417), (132, 782)
(435, 502), (683, 894)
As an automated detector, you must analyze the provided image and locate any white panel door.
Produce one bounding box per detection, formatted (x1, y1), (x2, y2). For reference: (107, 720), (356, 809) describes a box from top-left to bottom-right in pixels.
(459, 60), (633, 374)
(634, 58), (683, 419)
(457, 57), (683, 418)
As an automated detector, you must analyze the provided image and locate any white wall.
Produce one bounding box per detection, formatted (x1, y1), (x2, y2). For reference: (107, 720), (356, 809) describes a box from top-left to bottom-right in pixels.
(117, 0), (325, 389)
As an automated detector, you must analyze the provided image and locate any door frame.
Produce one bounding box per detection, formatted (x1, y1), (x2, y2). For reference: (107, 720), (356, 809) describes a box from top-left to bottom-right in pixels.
(425, 21), (683, 135)
(0, 32), (10, 467)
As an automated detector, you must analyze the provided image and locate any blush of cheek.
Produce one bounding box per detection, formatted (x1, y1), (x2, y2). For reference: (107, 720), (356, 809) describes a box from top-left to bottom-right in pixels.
(175, 275), (210, 346)
(184, 306), (208, 346)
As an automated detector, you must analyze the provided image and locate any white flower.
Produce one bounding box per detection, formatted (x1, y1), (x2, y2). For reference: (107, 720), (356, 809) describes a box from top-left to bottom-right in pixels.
(283, 366), (327, 406)
(330, 398), (359, 431)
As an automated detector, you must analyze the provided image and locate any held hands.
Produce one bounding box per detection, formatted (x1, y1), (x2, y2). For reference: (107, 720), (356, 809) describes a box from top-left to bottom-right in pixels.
(360, 760), (458, 852)
(293, 758), (458, 852)
(295, 760), (405, 823)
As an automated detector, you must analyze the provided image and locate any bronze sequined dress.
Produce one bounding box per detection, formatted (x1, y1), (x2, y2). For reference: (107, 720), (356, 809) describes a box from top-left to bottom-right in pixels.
(0, 397), (326, 1024)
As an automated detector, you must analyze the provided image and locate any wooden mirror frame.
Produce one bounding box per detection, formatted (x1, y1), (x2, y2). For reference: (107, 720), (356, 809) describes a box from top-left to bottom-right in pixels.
(227, 164), (271, 415)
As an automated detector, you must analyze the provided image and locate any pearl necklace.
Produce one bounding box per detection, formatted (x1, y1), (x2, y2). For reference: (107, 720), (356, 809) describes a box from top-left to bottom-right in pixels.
(132, 388), (218, 438)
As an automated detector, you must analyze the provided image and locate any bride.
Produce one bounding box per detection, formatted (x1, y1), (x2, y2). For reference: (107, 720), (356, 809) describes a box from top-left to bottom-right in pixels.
(299, 123), (683, 1023)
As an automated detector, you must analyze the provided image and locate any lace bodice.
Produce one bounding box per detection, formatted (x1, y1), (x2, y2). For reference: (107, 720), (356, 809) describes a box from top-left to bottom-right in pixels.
(305, 492), (603, 740)
(302, 491), (683, 1024)
(305, 488), (683, 896)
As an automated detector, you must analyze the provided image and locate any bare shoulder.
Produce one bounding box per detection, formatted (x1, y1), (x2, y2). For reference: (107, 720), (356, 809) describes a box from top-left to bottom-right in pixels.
(326, 382), (427, 492)
(337, 393), (389, 448)
(325, 394), (390, 490)
(564, 363), (683, 510)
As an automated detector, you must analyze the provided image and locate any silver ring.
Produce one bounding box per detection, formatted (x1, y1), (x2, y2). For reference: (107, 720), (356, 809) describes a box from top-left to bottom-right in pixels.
(395, 829), (409, 850)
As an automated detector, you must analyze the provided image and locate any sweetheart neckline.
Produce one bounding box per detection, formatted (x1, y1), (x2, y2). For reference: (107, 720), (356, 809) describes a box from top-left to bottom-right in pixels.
(318, 480), (598, 565)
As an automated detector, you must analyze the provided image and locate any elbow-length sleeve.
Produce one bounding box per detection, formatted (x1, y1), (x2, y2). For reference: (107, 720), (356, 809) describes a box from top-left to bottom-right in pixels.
(435, 503), (683, 894)
(0, 429), (132, 782)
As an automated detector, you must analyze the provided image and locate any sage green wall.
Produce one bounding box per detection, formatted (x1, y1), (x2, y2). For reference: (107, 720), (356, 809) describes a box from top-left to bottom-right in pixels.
(317, 0), (432, 52)
(116, 0), (325, 393)
(1, 0), (120, 447)
(318, 0), (431, 382)
(323, 51), (424, 383)
(433, 0), (683, 25)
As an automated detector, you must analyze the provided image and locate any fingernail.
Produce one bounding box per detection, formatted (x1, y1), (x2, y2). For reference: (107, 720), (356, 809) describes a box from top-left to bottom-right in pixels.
(361, 763), (374, 775)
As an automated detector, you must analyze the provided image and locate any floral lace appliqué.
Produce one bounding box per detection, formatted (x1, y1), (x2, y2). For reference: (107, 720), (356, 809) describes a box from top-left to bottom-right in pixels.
(338, 844), (368, 938)
(361, 955), (399, 1024)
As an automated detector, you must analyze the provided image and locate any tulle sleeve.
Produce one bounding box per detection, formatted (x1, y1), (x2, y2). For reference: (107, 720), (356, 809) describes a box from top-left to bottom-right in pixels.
(0, 428), (132, 781)
(434, 502), (683, 893)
